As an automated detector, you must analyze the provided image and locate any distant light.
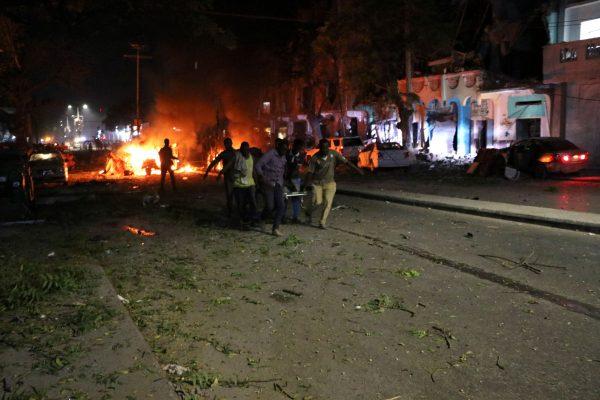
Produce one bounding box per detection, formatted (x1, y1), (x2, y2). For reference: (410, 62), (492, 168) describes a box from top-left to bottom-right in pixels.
(67, 105), (73, 109)
(82, 104), (89, 110)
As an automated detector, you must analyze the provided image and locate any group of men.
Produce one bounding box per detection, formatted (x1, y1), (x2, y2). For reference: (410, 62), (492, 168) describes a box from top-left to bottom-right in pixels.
(203, 137), (363, 236)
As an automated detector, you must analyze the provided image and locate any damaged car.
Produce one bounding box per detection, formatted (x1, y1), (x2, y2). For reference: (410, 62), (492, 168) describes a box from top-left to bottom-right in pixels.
(29, 148), (69, 184)
(507, 138), (589, 178)
(358, 142), (416, 170)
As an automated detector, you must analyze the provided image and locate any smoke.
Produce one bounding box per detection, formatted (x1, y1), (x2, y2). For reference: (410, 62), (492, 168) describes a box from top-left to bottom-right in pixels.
(137, 42), (271, 163)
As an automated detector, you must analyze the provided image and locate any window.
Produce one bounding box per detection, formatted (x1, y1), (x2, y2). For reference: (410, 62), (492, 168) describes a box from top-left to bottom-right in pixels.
(262, 101), (271, 114)
(581, 17), (600, 40)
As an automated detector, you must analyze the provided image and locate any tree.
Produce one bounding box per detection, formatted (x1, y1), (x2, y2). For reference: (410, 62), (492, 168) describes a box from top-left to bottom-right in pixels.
(311, 0), (460, 146)
(0, 0), (231, 143)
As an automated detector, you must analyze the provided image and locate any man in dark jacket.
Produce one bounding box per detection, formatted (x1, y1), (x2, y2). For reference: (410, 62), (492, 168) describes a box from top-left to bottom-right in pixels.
(204, 138), (236, 216)
(159, 138), (178, 192)
(285, 138), (306, 223)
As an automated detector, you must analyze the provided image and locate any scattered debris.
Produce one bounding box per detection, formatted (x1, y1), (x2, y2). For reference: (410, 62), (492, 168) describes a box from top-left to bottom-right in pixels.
(496, 355), (505, 370)
(396, 269), (421, 278)
(163, 364), (189, 376)
(431, 326), (456, 349)
(123, 225), (157, 237)
(279, 234), (302, 247)
(0, 219), (45, 226)
(479, 252), (566, 274)
(142, 193), (160, 207)
(273, 382), (295, 399)
(281, 289), (303, 297)
(117, 294), (130, 305)
(362, 294), (415, 316)
(464, 232), (473, 239)
(270, 291), (295, 303)
(468, 148), (506, 177)
(504, 166), (520, 180)
(47, 251), (56, 257)
(332, 204), (359, 212)
(3, 377), (13, 393)
(409, 329), (428, 339)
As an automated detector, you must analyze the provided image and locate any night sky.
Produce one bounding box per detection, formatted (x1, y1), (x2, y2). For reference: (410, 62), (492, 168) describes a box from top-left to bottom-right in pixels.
(4, 0), (547, 132)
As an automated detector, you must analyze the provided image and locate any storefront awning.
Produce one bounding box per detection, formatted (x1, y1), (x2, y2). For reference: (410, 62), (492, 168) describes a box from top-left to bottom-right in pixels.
(508, 94), (547, 119)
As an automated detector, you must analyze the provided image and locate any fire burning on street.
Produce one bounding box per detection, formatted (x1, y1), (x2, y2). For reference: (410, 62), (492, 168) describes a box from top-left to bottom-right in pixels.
(100, 141), (200, 177)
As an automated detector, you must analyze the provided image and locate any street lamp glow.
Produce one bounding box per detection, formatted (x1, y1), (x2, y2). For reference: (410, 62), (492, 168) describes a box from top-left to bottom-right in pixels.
(67, 105), (73, 109)
(82, 104), (89, 110)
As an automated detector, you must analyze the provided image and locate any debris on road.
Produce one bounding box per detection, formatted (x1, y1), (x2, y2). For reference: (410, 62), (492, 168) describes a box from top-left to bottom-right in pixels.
(142, 193), (160, 207)
(0, 219), (45, 227)
(123, 225), (157, 236)
(431, 325), (456, 349)
(162, 364), (189, 376)
(47, 251), (56, 257)
(117, 294), (130, 305)
(362, 294), (415, 316)
(464, 232), (474, 239)
(479, 252), (566, 274)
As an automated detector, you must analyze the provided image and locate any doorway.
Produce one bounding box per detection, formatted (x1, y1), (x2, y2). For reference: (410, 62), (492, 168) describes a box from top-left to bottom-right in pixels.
(516, 118), (541, 140)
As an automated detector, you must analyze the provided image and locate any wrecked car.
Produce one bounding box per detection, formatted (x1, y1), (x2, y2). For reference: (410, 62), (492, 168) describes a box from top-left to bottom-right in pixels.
(29, 148), (69, 184)
(507, 138), (589, 178)
(358, 142), (416, 170)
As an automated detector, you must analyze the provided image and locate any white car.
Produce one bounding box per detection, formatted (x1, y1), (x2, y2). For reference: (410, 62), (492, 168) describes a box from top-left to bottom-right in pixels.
(342, 136), (364, 161)
(358, 142), (416, 170)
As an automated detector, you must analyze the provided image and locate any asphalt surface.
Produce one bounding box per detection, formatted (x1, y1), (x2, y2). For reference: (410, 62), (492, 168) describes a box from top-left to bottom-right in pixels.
(338, 167), (600, 213)
(1, 173), (598, 399)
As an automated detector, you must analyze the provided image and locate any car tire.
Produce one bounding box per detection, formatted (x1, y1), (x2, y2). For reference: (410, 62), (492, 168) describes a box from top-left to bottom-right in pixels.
(533, 164), (548, 179)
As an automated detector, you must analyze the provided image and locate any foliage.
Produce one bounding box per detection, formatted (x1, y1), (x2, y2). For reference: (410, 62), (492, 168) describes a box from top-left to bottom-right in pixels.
(0, 261), (87, 310)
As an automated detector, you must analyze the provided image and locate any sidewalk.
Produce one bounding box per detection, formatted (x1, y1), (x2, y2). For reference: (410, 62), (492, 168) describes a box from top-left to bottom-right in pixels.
(337, 184), (600, 233)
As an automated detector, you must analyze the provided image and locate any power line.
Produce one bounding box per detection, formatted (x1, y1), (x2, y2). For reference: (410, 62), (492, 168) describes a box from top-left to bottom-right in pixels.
(201, 10), (314, 23)
(553, 92), (600, 103)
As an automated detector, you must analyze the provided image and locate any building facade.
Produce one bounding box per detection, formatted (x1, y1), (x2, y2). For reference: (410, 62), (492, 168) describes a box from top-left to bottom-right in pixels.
(545, 0), (600, 167)
(398, 71), (552, 158)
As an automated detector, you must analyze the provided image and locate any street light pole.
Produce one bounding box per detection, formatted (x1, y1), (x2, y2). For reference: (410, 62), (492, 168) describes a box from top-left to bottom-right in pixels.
(124, 44), (152, 128)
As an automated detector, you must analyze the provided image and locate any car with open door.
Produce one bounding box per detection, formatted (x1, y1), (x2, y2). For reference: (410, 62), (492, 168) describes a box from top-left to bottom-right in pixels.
(507, 138), (589, 178)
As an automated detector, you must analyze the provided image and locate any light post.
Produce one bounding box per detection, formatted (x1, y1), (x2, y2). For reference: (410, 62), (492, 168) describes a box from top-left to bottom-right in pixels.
(64, 103), (89, 147)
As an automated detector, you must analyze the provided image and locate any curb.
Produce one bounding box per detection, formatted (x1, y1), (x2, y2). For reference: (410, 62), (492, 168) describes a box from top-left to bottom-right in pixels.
(337, 187), (600, 234)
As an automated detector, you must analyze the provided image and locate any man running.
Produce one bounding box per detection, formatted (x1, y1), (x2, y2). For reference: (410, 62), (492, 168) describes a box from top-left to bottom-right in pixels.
(219, 141), (258, 229)
(255, 138), (288, 236)
(204, 138), (236, 216)
(159, 138), (178, 192)
(285, 138), (306, 224)
(305, 138), (363, 229)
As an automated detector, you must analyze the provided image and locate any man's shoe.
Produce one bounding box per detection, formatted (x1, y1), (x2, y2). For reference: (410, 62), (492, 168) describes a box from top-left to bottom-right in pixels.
(272, 228), (283, 237)
(318, 223), (327, 230)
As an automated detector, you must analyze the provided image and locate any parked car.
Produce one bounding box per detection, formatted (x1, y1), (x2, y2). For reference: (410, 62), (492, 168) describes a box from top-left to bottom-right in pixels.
(357, 142), (416, 170)
(342, 136), (365, 161)
(29, 149), (69, 184)
(0, 146), (35, 210)
(306, 137), (343, 161)
(507, 138), (589, 178)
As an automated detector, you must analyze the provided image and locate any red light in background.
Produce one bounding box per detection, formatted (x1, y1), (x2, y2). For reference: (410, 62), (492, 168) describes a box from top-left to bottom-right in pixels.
(561, 154), (571, 162)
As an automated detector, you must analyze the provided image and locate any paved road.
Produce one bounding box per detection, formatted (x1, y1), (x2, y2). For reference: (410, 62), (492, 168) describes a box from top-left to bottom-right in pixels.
(338, 168), (600, 213)
(2, 174), (598, 399)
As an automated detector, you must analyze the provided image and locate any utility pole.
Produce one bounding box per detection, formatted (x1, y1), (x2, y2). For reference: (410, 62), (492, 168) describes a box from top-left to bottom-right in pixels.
(124, 43), (152, 130)
(403, 0), (413, 148)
